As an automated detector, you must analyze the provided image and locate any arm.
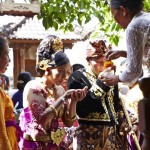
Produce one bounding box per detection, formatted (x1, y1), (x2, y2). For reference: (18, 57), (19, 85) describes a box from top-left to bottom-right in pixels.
(0, 90), (11, 150)
(100, 27), (144, 87)
(119, 27), (144, 86)
(106, 50), (127, 60)
(23, 81), (87, 127)
(23, 82), (66, 126)
(62, 87), (88, 127)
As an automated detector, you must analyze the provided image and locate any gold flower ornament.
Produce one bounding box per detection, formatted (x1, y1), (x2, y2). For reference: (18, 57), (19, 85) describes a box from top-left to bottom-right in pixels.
(52, 37), (63, 51)
(51, 128), (66, 146)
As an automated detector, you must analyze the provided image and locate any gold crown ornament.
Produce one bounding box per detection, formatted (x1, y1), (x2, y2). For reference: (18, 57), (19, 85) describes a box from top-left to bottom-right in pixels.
(52, 37), (63, 51)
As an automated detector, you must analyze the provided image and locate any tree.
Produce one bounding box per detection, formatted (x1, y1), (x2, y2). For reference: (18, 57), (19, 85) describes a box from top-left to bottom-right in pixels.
(38, 0), (150, 45)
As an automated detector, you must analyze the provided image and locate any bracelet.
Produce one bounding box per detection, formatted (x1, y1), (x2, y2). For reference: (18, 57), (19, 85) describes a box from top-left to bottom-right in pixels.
(64, 111), (76, 124)
(49, 105), (58, 118)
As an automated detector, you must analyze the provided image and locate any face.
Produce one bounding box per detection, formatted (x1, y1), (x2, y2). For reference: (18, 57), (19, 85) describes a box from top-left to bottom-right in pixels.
(89, 56), (106, 76)
(61, 79), (68, 91)
(111, 7), (128, 29)
(0, 43), (10, 74)
(50, 62), (72, 86)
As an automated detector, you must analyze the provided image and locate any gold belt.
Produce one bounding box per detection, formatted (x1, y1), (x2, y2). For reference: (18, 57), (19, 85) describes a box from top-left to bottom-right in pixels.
(24, 134), (52, 142)
(24, 128), (66, 146)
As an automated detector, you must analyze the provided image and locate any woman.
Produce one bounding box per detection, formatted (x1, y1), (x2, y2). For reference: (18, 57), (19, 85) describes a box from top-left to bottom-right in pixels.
(68, 39), (134, 149)
(101, 0), (150, 87)
(19, 35), (88, 150)
(12, 72), (32, 124)
(12, 72), (32, 110)
(0, 36), (19, 150)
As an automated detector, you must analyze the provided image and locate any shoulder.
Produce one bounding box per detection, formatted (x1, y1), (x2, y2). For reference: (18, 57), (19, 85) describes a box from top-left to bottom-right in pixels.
(68, 70), (85, 85)
(68, 69), (92, 89)
(69, 70), (85, 81)
(24, 80), (39, 92)
(0, 88), (13, 105)
(128, 12), (150, 29)
(23, 80), (42, 99)
(12, 90), (20, 98)
(0, 87), (8, 100)
(23, 79), (46, 107)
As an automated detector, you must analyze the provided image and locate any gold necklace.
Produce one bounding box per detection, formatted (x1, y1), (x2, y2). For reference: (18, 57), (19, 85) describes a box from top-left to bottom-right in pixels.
(45, 85), (56, 99)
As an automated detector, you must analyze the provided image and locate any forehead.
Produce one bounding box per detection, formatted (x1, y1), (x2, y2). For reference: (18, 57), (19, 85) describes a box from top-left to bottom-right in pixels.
(56, 62), (71, 70)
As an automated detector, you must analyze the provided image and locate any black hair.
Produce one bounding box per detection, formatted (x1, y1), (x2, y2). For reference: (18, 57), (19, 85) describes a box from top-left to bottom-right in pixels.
(36, 35), (69, 76)
(17, 72), (32, 90)
(0, 36), (8, 56)
(37, 35), (59, 62)
(111, 0), (144, 15)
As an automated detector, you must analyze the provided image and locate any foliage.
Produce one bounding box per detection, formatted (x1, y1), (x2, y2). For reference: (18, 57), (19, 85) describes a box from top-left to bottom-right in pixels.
(144, 0), (150, 12)
(39, 0), (150, 46)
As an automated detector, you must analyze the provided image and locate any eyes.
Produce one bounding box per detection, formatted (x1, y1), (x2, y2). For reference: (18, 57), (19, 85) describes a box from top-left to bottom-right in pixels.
(58, 69), (71, 76)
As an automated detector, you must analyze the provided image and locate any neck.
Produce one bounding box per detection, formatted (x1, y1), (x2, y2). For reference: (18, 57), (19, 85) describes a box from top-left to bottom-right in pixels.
(40, 76), (54, 89)
(39, 77), (56, 99)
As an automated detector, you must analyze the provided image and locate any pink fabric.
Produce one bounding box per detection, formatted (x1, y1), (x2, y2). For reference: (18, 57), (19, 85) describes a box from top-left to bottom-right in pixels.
(19, 107), (67, 149)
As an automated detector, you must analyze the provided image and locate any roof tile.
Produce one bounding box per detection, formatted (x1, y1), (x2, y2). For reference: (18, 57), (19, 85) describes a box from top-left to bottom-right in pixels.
(9, 15), (81, 40)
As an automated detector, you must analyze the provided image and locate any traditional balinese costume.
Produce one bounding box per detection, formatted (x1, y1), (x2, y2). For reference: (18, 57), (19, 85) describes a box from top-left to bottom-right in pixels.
(19, 36), (71, 150)
(0, 88), (20, 150)
(19, 81), (67, 150)
(68, 68), (131, 150)
(68, 39), (137, 150)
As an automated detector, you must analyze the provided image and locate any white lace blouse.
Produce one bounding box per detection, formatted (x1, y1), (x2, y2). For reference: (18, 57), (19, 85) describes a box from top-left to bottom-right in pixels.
(119, 11), (150, 86)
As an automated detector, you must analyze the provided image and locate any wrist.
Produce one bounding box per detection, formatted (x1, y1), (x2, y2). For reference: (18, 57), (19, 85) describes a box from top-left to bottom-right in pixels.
(49, 105), (58, 118)
(121, 51), (127, 57)
(59, 96), (67, 104)
(116, 75), (120, 83)
(64, 111), (76, 122)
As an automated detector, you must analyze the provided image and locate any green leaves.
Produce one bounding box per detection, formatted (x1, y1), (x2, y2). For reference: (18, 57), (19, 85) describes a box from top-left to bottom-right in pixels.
(144, 0), (150, 12)
(39, 0), (149, 46)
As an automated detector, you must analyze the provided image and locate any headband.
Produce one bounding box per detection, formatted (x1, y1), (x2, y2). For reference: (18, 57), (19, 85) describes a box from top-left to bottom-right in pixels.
(37, 51), (70, 70)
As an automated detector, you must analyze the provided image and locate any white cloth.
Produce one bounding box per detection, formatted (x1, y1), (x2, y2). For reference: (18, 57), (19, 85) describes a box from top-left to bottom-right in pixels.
(119, 11), (150, 87)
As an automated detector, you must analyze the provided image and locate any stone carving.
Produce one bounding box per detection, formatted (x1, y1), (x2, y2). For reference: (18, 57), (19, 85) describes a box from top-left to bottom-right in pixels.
(0, 1), (40, 14)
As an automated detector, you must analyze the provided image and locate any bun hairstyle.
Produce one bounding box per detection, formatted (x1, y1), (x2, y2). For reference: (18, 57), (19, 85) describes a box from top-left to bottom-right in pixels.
(110, 0), (144, 14)
(36, 35), (69, 76)
(17, 72), (32, 91)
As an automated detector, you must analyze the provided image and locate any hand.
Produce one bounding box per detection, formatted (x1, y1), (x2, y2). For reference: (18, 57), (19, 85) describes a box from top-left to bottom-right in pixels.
(106, 50), (127, 60)
(99, 74), (119, 86)
(128, 124), (140, 139)
(131, 124), (139, 133)
(63, 86), (88, 102)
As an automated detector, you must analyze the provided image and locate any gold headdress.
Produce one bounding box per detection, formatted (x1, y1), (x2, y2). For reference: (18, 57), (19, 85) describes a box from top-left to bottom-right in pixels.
(37, 36), (64, 70)
(86, 39), (108, 58)
(52, 37), (63, 51)
(37, 59), (51, 70)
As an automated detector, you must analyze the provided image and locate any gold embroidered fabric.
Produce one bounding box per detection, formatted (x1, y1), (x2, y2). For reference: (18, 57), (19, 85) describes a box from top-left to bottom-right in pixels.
(81, 69), (118, 123)
(24, 128), (66, 145)
(51, 128), (66, 146)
